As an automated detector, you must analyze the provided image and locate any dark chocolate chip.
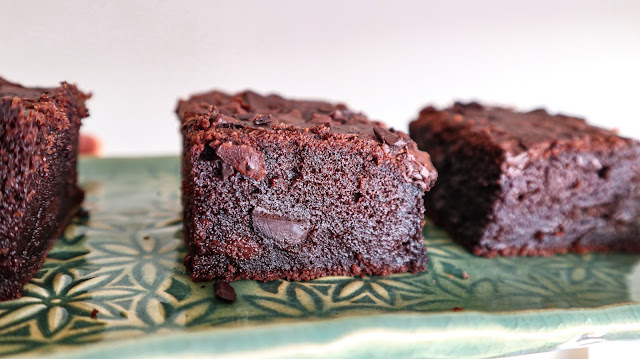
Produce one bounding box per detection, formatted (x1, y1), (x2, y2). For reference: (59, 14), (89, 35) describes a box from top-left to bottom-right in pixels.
(215, 142), (266, 181)
(215, 114), (240, 127)
(373, 126), (406, 147)
(251, 114), (273, 125)
(598, 166), (610, 179)
(214, 280), (236, 303)
(251, 207), (310, 249)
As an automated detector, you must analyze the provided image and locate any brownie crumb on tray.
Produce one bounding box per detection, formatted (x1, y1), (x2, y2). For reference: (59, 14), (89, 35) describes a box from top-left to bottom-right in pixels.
(0, 76), (89, 301)
(409, 102), (640, 257)
(177, 90), (437, 283)
(213, 280), (237, 303)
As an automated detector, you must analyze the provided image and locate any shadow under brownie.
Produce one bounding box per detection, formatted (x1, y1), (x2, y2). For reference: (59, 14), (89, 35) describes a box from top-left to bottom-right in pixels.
(177, 90), (437, 282)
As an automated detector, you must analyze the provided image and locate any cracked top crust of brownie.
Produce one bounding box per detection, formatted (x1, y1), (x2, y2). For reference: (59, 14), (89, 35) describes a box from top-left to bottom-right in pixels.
(177, 90), (437, 190)
(416, 102), (634, 158)
(0, 77), (89, 121)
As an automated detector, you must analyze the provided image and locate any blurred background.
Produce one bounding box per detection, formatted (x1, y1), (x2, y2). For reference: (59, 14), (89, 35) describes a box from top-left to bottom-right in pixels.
(1, 0), (639, 156)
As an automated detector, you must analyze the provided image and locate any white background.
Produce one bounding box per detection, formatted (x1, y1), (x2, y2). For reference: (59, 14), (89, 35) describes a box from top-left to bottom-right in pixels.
(1, 0), (639, 156)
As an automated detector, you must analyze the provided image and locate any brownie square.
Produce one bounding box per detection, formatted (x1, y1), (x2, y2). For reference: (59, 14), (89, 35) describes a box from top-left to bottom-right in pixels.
(177, 90), (437, 282)
(409, 102), (640, 257)
(0, 77), (89, 300)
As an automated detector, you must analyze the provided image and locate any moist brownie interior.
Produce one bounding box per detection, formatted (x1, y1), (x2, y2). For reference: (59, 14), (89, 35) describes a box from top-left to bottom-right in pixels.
(0, 77), (89, 300)
(410, 102), (640, 257)
(178, 90), (437, 281)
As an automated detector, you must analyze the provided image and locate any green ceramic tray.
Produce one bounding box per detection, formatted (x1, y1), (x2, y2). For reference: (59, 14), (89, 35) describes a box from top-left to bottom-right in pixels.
(1, 157), (640, 359)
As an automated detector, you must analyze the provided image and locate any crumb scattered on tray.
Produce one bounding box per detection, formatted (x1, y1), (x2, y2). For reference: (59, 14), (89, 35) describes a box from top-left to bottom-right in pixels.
(76, 208), (90, 219)
(90, 309), (99, 319)
(452, 307), (465, 312)
(214, 280), (236, 303)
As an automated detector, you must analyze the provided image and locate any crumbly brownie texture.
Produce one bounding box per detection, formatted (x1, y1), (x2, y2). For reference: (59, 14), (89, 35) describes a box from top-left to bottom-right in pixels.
(409, 102), (640, 257)
(178, 90), (437, 282)
(0, 77), (89, 300)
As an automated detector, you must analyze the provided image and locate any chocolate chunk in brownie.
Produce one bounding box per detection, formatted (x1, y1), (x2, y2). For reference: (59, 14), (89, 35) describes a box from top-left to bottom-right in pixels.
(410, 102), (640, 257)
(177, 90), (437, 282)
(0, 76), (89, 300)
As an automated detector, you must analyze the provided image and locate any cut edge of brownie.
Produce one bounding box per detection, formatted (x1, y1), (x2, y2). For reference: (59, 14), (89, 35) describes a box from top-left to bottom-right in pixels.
(0, 77), (90, 300)
(178, 90), (437, 282)
(410, 102), (640, 257)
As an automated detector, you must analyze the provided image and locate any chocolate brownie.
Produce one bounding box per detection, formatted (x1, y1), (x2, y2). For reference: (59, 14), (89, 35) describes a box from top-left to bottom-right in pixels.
(409, 102), (640, 257)
(0, 76), (89, 300)
(177, 90), (437, 282)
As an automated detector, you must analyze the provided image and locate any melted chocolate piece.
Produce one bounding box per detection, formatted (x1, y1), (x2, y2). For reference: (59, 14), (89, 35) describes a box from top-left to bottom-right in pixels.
(215, 114), (241, 127)
(251, 208), (310, 249)
(215, 142), (266, 181)
(251, 114), (272, 125)
(373, 127), (406, 147)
